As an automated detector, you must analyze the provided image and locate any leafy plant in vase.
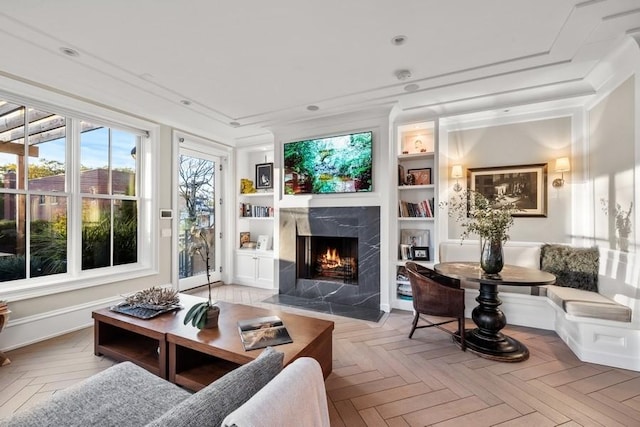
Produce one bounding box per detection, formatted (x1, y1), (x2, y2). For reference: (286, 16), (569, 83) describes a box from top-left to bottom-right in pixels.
(601, 200), (633, 252)
(444, 190), (520, 274)
(183, 226), (220, 329)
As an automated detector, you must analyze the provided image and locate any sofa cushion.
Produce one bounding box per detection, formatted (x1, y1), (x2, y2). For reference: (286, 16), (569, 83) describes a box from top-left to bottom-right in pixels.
(541, 244), (599, 292)
(146, 346), (284, 427)
(547, 285), (632, 322)
(0, 361), (191, 427)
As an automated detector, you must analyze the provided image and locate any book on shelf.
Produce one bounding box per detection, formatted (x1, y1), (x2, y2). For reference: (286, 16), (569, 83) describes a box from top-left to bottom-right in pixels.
(237, 315), (293, 351)
(239, 203), (274, 218)
(398, 198), (435, 218)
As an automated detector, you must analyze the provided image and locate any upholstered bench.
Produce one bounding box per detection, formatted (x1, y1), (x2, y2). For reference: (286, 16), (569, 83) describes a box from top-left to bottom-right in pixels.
(439, 240), (639, 371)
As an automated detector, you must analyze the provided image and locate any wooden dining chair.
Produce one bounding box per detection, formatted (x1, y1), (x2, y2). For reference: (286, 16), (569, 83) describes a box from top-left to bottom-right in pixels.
(405, 262), (466, 350)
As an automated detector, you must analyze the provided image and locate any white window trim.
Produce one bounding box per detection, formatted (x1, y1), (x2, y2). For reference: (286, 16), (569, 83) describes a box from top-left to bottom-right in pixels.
(0, 86), (160, 303)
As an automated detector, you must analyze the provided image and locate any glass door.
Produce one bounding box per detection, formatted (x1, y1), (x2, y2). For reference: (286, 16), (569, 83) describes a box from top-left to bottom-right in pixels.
(177, 149), (222, 291)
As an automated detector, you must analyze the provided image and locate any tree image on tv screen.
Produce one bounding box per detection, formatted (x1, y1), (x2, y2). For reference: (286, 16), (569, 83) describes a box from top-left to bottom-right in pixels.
(284, 131), (372, 194)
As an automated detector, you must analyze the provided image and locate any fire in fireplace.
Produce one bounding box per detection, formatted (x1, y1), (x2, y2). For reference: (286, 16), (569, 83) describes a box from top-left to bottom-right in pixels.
(297, 235), (358, 284)
(316, 246), (356, 281)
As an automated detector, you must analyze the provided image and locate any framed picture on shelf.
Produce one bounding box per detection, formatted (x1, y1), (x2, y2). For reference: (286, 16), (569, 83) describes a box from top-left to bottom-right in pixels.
(401, 133), (433, 155)
(239, 232), (250, 248)
(255, 163), (273, 190)
(400, 244), (411, 260)
(411, 246), (430, 261)
(468, 163), (547, 217)
(400, 229), (430, 247)
(256, 235), (272, 251)
(408, 168), (431, 185)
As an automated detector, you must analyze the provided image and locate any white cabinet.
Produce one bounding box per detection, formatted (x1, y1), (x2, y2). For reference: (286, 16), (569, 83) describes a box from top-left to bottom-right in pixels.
(234, 249), (274, 289)
(392, 120), (439, 311)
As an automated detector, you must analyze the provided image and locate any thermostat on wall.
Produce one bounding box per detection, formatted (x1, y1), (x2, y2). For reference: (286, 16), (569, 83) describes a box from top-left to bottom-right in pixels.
(160, 209), (173, 219)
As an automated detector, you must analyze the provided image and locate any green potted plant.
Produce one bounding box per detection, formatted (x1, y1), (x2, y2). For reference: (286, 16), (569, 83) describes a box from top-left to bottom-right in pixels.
(444, 190), (520, 274)
(183, 226), (219, 329)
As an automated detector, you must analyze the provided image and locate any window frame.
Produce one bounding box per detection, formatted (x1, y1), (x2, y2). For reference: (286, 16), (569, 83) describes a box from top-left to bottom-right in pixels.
(0, 89), (159, 302)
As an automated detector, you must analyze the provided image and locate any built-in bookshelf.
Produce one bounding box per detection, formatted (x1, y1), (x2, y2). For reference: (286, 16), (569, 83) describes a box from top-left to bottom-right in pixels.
(393, 121), (438, 310)
(235, 144), (275, 289)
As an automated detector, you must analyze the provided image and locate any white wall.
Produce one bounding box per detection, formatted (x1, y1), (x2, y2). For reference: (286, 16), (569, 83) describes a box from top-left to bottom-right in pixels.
(440, 115), (574, 243)
(589, 77), (635, 251)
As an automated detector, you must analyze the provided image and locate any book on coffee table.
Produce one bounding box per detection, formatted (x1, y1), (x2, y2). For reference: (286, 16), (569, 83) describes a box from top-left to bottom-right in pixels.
(237, 315), (293, 351)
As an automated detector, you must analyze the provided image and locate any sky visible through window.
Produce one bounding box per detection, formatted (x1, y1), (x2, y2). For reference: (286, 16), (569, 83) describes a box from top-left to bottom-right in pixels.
(0, 127), (136, 171)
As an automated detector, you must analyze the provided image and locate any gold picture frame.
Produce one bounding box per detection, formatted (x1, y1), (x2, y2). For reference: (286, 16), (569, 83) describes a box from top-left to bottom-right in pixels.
(468, 163), (548, 217)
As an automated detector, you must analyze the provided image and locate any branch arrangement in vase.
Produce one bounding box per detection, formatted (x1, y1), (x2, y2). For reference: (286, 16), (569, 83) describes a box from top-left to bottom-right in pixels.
(442, 190), (522, 274)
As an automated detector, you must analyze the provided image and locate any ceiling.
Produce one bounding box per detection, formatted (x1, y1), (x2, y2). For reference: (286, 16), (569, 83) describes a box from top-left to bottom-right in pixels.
(0, 1), (638, 145)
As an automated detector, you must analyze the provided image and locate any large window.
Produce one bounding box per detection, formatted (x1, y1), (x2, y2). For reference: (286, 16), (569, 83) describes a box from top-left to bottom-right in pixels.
(0, 96), (149, 291)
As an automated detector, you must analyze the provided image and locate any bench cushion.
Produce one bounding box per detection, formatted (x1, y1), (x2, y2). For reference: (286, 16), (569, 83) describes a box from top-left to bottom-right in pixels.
(547, 285), (632, 322)
(541, 244), (599, 292)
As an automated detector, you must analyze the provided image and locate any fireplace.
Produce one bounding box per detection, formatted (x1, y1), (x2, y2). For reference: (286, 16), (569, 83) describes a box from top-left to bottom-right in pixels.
(278, 207), (380, 311)
(297, 236), (358, 284)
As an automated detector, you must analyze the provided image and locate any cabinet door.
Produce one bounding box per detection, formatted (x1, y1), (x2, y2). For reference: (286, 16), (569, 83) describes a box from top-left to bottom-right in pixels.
(235, 252), (256, 283)
(255, 254), (274, 287)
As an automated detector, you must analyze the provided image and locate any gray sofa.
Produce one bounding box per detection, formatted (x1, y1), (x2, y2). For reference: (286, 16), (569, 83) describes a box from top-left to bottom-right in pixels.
(0, 348), (330, 427)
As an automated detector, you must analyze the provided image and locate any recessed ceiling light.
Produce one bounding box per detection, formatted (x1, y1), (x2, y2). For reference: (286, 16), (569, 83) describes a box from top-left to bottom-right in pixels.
(59, 47), (79, 57)
(229, 121), (241, 127)
(391, 35), (407, 46)
(180, 100), (191, 106)
(404, 83), (419, 92)
(307, 105), (319, 111)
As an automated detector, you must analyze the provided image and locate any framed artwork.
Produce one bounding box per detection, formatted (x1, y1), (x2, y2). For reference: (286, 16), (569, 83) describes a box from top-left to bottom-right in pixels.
(468, 163), (548, 217)
(255, 163), (273, 189)
(400, 244), (411, 260)
(400, 228), (430, 247)
(398, 164), (405, 185)
(408, 168), (431, 185)
(411, 246), (430, 261)
(239, 232), (250, 248)
(401, 133), (434, 155)
(256, 235), (272, 251)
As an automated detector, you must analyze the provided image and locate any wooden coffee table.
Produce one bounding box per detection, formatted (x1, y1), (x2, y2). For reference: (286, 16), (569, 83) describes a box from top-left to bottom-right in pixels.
(93, 294), (334, 388)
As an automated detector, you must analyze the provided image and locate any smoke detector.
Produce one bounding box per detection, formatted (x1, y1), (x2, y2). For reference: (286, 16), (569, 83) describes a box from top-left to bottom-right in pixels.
(395, 69), (412, 81)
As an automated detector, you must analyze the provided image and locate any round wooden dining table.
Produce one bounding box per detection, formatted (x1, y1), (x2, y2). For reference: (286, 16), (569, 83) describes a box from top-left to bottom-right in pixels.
(434, 262), (556, 362)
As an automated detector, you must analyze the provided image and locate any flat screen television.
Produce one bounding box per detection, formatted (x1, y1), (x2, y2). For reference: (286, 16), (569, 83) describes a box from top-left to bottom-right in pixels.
(283, 131), (372, 195)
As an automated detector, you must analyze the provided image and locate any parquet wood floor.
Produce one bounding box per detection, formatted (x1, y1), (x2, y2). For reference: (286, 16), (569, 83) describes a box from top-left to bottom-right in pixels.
(1, 284), (639, 426)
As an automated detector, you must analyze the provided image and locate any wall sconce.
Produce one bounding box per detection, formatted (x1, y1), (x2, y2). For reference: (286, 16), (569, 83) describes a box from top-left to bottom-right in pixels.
(552, 157), (570, 188)
(451, 164), (463, 192)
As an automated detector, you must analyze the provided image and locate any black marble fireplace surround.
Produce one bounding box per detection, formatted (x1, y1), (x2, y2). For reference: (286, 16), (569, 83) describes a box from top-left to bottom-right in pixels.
(266, 206), (383, 322)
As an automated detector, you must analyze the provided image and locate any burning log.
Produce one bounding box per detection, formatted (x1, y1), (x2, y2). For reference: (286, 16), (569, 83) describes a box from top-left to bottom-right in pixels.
(316, 247), (357, 279)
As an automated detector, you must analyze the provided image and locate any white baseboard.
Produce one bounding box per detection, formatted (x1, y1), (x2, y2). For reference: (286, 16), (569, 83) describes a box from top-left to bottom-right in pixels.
(1, 296), (119, 352)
